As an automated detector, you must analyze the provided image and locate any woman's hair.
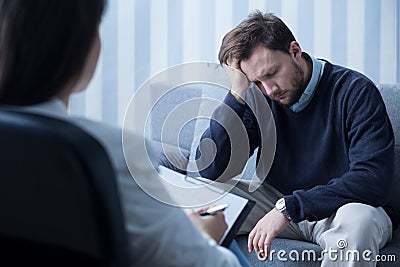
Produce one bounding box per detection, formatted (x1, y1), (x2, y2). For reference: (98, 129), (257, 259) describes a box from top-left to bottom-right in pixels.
(0, 0), (106, 105)
(218, 10), (296, 65)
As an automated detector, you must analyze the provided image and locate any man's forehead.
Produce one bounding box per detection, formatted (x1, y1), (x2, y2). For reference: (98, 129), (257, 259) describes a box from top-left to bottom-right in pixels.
(241, 52), (275, 79)
(242, 46), (286, 74)
(241, 65), (266, 81)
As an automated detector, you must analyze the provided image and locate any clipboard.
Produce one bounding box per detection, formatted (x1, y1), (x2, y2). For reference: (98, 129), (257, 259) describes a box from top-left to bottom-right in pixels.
(158, 166), (255, 247)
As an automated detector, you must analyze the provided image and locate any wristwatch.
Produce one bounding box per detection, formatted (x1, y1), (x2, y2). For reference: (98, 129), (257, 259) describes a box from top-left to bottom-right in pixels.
(275, 198), (291, 221)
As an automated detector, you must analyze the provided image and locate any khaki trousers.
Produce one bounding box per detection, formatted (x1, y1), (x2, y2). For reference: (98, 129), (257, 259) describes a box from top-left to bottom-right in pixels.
(223, 179), (393, 267)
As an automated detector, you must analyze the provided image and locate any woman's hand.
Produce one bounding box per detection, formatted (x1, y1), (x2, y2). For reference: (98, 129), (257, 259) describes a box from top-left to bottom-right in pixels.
(186, 207), (228, 244)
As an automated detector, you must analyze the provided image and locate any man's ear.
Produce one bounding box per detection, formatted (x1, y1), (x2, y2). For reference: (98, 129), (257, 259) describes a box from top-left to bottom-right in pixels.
(289, 41), (302, 59)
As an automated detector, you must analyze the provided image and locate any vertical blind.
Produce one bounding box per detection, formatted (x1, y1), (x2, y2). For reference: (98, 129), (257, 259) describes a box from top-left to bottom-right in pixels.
(69, 0), (399, 127)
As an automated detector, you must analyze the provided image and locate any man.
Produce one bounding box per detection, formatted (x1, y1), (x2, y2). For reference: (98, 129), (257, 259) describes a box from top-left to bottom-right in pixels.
(197, 11), (396, 266)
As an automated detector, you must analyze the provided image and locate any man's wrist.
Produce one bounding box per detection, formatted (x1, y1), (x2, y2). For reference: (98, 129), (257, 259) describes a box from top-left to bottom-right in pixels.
(275, 197), (291, 221)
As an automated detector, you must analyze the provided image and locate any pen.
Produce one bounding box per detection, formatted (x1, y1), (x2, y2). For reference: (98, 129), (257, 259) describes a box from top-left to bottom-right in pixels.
(199, 204), (229, 216)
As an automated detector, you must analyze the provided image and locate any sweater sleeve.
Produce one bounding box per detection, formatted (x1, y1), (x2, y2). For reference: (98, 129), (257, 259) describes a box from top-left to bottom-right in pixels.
(285, 82), (395, 222)
(196, 91), (260, 181)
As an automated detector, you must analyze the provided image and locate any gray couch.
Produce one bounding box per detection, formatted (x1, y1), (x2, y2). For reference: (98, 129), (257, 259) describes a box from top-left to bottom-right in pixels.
(148, 83), (400, 266)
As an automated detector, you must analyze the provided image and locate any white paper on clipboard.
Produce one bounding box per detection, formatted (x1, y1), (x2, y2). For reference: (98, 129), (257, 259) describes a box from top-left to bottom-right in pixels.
(157, 166), (255, 247)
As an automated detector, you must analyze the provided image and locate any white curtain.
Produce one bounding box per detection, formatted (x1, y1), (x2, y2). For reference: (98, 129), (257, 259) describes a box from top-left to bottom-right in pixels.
(69, 0), (399, 126)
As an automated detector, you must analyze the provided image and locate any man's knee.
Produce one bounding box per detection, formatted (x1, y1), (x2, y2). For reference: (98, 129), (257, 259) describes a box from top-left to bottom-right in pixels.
(326, 203), (391, 249)
(335, 203), (385, 230)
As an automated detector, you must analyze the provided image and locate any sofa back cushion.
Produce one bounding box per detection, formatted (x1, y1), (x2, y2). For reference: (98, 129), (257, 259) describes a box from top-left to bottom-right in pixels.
(147, 83), (204, 151)
(377, 84), (400, 220)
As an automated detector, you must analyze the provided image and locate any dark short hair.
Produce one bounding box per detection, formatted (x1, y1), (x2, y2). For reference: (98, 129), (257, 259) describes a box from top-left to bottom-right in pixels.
(0, 0), (106, 105)
(218, 10), (296, 65)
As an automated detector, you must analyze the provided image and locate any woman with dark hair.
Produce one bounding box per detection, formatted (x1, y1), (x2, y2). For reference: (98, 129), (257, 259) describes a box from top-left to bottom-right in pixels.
(0, 1), (243, 266)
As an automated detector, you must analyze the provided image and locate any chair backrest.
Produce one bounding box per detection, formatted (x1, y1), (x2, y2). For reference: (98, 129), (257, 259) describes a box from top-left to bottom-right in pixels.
(0, 109), (129, 266)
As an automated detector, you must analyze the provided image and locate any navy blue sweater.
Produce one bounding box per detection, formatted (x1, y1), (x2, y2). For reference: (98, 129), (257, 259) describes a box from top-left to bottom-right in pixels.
(197, 62), (397, 227)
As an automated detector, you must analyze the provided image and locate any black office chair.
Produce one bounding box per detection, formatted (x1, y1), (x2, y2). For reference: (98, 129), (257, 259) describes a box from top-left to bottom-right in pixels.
(0, 108), (130, 266)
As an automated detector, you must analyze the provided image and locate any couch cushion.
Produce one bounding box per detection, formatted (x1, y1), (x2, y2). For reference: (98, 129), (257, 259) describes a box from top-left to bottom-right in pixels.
(147, 83), (203, 151)
(235, 235), (321, 267)
(147, 82), (230, 175)
(378, 84), (400, 224)
(146, 140), (190, 174)
(236, 231), (399, 267)
(187, 83), (228, 159)
(378, 84), (400, 144)
(379, 229), (400, 266)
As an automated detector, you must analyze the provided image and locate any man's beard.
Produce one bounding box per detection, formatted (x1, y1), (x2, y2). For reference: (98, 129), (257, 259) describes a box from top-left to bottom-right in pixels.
(275, 61), (305, 107)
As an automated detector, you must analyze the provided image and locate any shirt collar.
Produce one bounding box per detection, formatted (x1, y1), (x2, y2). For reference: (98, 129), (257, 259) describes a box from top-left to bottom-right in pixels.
(290, 53), (325, 112)
(20, 98), (69, 119)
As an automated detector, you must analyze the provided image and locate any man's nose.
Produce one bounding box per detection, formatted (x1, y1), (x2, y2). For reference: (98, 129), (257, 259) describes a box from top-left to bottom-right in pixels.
(262, 81), (278, 97)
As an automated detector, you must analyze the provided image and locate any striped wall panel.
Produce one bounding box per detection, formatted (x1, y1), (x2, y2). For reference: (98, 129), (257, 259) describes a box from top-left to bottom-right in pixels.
(69, 0), (399, 126)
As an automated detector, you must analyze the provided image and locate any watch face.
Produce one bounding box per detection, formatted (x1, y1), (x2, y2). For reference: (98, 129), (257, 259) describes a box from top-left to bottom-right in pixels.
(276, 198), (291, 220)
(276, 198), (285, 210)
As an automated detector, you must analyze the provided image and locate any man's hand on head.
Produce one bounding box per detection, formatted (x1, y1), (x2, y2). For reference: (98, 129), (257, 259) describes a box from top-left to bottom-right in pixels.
(223, 58), (250, 104)
(248, 208), (290, 261)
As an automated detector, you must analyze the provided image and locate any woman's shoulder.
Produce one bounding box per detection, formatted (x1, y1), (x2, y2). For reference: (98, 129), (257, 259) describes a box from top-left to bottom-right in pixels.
(70, 117), (147, 169)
